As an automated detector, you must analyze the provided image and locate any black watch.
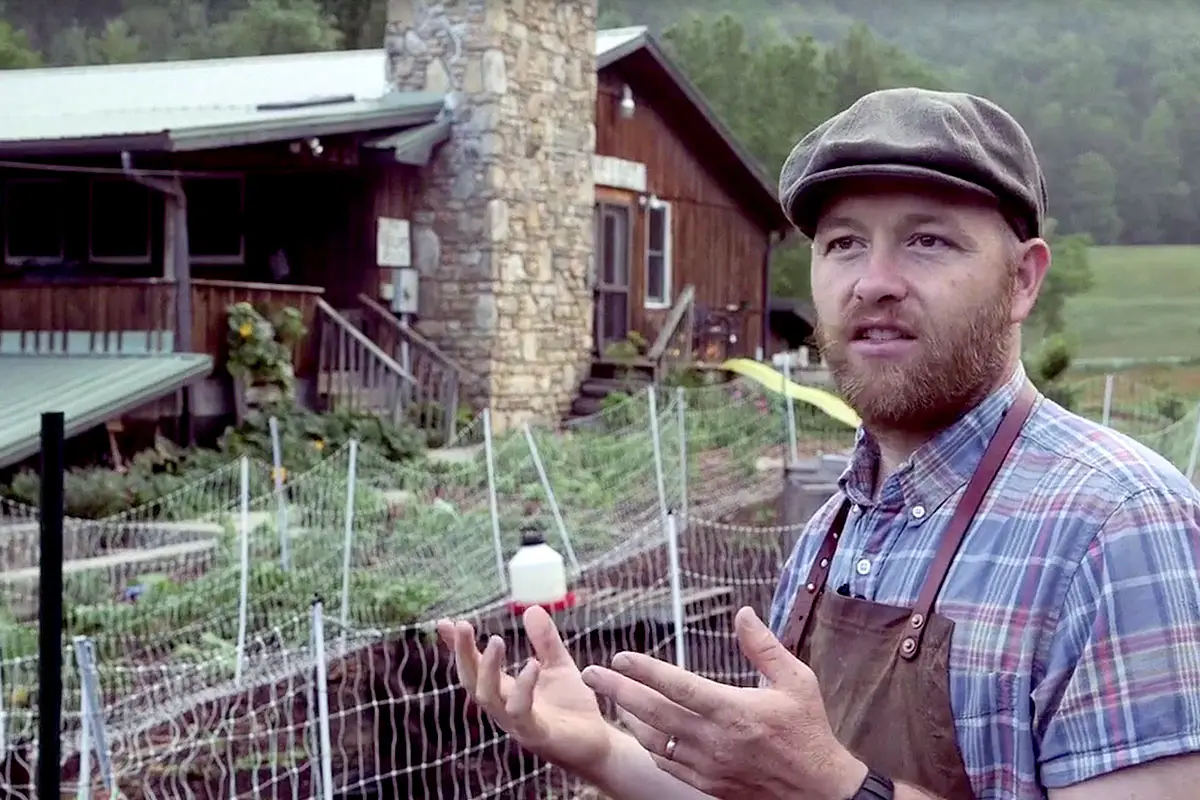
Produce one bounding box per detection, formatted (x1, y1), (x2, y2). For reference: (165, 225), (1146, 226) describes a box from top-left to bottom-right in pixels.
(847, 769), (894, 800)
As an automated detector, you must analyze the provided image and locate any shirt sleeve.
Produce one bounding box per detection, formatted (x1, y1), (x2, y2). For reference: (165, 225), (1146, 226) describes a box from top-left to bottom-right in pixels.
(1035, 486), (1200, 788)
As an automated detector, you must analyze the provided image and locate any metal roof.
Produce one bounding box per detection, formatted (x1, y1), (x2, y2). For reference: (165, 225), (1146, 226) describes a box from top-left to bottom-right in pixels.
(0, 353), (213, 469)
(0, 32), (641, 153)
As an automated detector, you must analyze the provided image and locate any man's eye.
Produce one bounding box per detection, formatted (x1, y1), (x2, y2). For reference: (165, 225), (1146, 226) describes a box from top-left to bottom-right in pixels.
(911, 234), (947, 248)
(825, 236), (857, 252)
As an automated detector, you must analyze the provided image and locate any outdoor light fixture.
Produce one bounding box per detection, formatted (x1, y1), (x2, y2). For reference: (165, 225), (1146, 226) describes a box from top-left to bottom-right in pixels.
(619, 84), (635, 119)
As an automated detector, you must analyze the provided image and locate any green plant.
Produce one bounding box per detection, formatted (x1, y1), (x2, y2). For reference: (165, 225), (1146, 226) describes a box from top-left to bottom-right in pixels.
(1028, 334), (1078, 410)
(226, 302), (308, 393)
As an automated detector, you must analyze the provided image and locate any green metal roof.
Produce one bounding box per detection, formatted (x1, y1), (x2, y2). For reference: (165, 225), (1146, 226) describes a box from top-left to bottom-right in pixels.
(0, 354), (213, 469)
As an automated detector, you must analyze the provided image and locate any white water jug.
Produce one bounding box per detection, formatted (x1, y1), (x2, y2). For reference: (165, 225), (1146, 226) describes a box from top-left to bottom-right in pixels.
(508, 528), (571, 612)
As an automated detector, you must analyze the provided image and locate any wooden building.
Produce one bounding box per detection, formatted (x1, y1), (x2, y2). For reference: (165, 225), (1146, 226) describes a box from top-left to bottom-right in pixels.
(0, 21), (792, 465)
(592, 28), (789, 369)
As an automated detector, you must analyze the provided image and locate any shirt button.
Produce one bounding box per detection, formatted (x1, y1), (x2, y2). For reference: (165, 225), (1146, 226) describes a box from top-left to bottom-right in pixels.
(855, 558), (871, 576)
(911, 505), (926, 520)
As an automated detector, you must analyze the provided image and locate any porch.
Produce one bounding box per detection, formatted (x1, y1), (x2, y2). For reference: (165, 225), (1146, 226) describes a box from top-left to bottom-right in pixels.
(0, 277), (467, 446)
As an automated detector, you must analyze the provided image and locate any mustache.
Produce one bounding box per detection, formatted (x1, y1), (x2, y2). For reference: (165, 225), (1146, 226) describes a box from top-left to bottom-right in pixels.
(818, 311), (921, 340)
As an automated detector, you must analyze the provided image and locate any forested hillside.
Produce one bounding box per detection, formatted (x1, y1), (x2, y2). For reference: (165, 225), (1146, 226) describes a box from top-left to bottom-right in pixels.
(4, 0), (1193, 247)
(0, 0), (1192, 315)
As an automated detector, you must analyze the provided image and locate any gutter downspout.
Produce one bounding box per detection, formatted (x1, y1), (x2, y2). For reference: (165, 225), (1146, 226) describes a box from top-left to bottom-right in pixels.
(121, 151), (195, 444)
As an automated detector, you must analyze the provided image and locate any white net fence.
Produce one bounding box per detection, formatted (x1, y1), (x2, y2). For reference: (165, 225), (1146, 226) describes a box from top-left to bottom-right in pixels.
(0, 371), (1195, 799)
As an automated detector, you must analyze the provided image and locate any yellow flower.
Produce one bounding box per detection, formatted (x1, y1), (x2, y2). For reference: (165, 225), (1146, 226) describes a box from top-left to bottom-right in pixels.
(239, 322), (253, 338)
(313, 439), (325, 451)
(271, 466), (287, 483)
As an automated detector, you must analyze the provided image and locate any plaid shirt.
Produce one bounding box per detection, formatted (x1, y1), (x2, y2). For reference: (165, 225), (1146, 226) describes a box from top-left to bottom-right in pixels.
(768, 363), (1200, 797)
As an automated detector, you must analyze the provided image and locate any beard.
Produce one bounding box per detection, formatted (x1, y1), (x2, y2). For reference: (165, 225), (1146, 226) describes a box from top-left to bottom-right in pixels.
(815, 276), (1015, 435)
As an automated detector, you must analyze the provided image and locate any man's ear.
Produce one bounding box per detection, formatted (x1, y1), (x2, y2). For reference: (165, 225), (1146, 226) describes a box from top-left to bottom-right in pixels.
(1009, 237), (1052, 325)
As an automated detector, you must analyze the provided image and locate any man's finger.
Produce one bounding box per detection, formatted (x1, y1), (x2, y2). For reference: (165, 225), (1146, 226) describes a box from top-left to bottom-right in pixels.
(523, 606), (575, 668)
(450, 620), (483, 692)
(604, 652), (729, 715)
(581, 665), (700, 736)
(474, 635), (508, 710)
(734, 606), (803, 686)
(506, 658), (541, 729)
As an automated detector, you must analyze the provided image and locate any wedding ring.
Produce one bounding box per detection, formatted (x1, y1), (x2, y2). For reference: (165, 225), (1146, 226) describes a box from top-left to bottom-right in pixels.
(664, 735), (678, 760)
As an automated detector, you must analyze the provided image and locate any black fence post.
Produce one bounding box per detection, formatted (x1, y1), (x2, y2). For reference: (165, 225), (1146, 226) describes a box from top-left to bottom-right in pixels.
(37, 411), (64, 800)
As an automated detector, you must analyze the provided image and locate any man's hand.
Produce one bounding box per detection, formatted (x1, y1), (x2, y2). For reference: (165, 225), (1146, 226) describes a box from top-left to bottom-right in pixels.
(580, 606), (867, 800)
(436, 606), (617, 782)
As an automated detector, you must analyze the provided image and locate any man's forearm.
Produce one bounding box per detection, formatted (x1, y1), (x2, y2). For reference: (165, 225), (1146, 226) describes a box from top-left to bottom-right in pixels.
(586, 726), (716, 800)
(895, 783), (942, 800)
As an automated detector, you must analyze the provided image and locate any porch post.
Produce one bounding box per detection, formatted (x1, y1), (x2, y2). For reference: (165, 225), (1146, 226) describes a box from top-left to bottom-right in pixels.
(121, 154), (195, 444)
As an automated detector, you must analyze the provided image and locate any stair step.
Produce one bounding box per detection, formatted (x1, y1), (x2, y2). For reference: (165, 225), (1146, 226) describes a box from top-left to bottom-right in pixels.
(579, 377), (647, 398)
(571, 395), (607, 417)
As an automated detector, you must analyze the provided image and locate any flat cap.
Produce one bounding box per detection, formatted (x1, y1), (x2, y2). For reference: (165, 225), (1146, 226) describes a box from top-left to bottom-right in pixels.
(778, 88), (1048, 240)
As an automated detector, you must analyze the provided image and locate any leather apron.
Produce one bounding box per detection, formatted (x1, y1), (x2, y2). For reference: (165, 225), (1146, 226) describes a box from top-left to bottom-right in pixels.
(780, 383), (1038, 800)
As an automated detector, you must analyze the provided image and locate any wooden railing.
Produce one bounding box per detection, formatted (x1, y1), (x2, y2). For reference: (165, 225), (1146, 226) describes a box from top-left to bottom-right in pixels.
(0, 278), (177, 354)
(352, 294), (471, 444)
(314, 299), (429, 431)
(189, 279), (324, 378)
(646, 284), (696, 382)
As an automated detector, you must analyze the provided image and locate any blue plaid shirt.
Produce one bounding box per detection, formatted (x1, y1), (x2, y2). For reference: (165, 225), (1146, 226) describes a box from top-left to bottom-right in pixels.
(768, 363), (1200, 797)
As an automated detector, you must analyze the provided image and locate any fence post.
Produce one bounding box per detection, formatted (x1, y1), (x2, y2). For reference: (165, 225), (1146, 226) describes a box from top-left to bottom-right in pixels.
(338, 440), (359, 656)
(482, 410), (508, 594)
(782, 358), (799, 465)
(72, 637), (113, 800)
(234, 456), (251, 687)
(311, 599), (336, 800)
(648, 387), (670, 529)
(522, 424), (580, 573)
(269, 415), (291, 570)
(1186, 403), (1200, 484)
(665, 511), (687, 669)
(675, 386), (689, 526)
(1101, 374), (1115, 428)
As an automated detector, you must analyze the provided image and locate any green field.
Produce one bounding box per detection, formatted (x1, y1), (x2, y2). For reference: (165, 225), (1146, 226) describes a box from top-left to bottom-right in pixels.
(1063, 245), (1200, 360)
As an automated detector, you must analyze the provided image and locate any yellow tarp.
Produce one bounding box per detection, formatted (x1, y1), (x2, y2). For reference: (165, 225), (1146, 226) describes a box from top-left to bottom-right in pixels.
(720, 358), (861, 429)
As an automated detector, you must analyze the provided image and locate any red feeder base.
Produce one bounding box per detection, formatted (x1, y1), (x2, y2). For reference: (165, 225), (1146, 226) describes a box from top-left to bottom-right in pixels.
(509, 591), (578, 615)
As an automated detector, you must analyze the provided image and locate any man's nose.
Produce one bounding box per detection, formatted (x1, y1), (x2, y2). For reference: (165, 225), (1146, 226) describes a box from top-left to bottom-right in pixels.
(852, 250), (908, 307)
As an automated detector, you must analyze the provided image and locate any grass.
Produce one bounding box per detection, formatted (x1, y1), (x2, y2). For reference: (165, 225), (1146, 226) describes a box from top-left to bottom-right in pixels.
(1054, 245), (1200, 397)
(1063, 245), (1200, 361)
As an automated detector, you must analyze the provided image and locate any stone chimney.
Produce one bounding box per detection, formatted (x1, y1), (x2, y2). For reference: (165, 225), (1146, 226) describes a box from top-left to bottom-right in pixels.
(385, 0), (598, 433)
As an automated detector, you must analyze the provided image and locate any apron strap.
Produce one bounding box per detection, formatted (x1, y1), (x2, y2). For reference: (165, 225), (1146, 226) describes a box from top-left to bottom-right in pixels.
(898, 381), (1039, 660)
(779, 500), (851, 650)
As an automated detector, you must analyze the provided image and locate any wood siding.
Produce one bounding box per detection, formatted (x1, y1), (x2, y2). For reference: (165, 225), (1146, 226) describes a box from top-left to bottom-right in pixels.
(0, 278), (324, 376)
(594, 72), (770, 357)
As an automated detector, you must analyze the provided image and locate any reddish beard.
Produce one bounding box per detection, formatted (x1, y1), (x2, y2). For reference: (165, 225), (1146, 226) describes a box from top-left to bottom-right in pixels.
(816, 283), (1014, 434)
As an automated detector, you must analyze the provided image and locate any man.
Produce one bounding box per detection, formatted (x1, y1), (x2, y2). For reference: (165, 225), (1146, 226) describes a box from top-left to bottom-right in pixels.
(438, 88), (1200, 799)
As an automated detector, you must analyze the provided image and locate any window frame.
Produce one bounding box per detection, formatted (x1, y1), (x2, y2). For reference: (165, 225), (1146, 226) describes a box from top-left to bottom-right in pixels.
(644, 199), (672, 308)
(87, 176), (153, 265)
(183, 174), (246, 265)
(4, 177), (67, 266)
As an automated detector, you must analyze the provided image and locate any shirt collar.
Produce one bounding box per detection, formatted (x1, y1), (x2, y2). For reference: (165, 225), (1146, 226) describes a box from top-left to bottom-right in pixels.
(838, 362), (1030, 512)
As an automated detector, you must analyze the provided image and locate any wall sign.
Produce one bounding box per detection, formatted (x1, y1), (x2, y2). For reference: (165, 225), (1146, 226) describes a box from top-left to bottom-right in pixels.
(593, 155), (647, 193)
(376, 217), (411, 267)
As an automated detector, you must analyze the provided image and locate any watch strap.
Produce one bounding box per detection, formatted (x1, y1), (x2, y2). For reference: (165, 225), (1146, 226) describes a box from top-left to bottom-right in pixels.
(850, 769), (895, 800)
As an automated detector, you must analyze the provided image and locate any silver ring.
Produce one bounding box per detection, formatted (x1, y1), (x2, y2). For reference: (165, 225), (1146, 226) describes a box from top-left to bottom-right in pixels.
(664, 735), (678, 760)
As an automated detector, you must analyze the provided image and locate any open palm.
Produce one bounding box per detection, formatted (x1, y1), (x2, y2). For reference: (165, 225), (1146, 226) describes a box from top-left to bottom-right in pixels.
(437, 606), (614, 777)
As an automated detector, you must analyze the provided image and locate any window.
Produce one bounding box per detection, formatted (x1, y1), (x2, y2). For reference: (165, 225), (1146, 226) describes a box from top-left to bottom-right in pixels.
(89, 178), (152, 264)
(184, 176), (245, 264)
(645, 200), (672, 307)
(4, 178), (66, 265)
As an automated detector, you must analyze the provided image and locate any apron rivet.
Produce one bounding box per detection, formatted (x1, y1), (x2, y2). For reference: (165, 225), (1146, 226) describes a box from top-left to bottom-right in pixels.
(900, 637), (916, 656)
(806, 582), (816, 593)
(910, 613), (924, 629)
(819, 558), (829, 568)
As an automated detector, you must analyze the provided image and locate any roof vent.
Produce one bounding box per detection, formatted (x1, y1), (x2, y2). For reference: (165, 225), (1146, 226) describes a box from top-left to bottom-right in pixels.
(256, 94), (356, 111)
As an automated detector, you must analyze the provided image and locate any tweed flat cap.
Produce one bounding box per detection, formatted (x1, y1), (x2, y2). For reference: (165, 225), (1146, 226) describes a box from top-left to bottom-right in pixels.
(778, 88), (1048, 240)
